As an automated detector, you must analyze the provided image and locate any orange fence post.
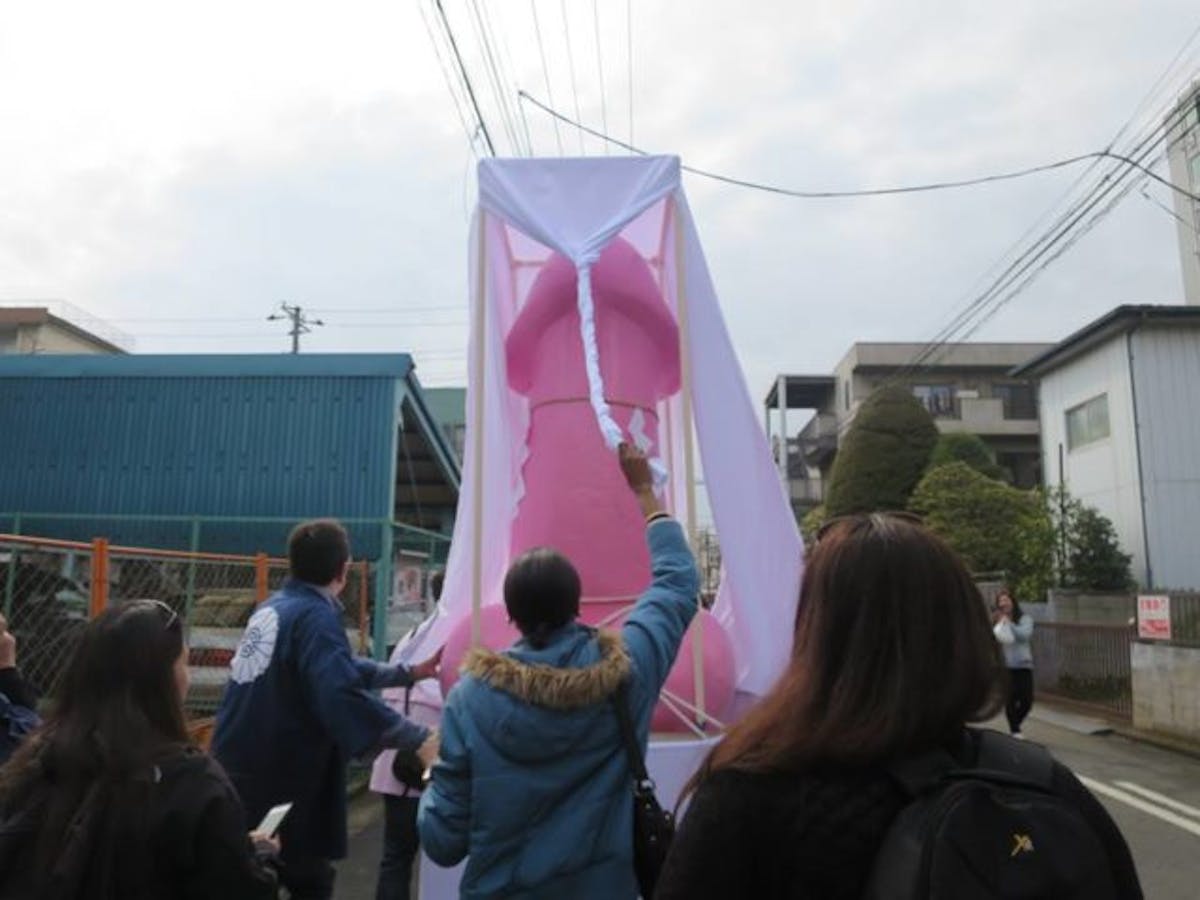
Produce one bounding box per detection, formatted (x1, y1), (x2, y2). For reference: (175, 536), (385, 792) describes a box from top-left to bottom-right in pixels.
(254, 553), (269, 603)
(358, 560), (370, 655)
(89, 538), (109, 618)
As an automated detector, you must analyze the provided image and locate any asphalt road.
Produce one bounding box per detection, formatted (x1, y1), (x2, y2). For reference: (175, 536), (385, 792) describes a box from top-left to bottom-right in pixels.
(334, 708), (1200, 899)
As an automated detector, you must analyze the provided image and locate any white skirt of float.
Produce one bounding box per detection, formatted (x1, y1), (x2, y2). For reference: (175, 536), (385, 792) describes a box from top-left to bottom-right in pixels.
(415, 734), (718, 900)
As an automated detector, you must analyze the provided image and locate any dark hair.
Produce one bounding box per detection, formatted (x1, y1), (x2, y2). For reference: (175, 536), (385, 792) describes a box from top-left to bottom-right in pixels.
(995, 588), (1024, 623)
(503, 548), (581, 648)
(429, 570), (445, 602)
(0, 600), (190, 880)
(288, 519), (351, 585)
(687, 514), (1003, 793)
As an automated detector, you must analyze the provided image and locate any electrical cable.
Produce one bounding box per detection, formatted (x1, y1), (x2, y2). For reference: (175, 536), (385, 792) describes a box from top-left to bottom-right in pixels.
(530, 0), (564, 154)
(559, 0), (586, 153)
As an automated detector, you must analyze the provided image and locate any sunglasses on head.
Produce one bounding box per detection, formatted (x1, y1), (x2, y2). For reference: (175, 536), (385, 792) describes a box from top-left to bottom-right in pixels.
(814, 510), (924, 543)
(121, 599), (180, 630)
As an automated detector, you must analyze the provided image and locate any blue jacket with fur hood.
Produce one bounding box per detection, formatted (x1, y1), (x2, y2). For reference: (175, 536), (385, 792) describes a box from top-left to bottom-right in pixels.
(418, 519), (700, 899)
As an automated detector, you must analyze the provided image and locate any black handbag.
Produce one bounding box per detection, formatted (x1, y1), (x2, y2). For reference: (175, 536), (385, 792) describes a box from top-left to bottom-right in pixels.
(613, 680), (675, 899)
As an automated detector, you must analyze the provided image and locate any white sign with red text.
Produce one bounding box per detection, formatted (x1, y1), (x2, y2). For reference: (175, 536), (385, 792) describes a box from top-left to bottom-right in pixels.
(1137, 595), (1172, 640)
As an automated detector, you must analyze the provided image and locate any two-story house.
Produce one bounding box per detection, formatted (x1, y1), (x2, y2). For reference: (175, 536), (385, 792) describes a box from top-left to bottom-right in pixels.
(766, 342), (1053, 514)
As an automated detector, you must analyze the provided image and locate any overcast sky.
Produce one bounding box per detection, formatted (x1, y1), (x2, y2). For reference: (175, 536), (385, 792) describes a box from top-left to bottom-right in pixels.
(1, 0), (1197, 397)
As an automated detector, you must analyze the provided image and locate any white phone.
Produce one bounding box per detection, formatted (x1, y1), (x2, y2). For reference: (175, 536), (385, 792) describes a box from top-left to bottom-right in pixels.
(256, 802), (293, 838)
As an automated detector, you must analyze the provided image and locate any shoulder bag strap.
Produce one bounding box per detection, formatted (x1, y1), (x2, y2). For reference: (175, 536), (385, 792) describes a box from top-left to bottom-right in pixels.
(612, 680), (652, 788)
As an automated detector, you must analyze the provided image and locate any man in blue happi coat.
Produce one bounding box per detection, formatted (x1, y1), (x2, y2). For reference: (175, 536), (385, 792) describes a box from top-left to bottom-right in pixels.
(214, 519), (441, 900)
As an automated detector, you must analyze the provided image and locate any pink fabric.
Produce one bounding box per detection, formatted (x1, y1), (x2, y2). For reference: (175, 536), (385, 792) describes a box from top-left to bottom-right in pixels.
(401, 156), (801, 705)
(506, 239), (679, 605)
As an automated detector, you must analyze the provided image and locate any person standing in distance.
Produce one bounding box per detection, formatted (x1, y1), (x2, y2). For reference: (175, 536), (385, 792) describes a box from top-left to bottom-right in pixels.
(993, 588), (1035, 738)
(214, 519), (441, 900)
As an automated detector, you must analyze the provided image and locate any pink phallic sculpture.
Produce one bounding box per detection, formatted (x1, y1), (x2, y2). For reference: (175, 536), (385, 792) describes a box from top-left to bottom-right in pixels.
(440, 238), (736, 730)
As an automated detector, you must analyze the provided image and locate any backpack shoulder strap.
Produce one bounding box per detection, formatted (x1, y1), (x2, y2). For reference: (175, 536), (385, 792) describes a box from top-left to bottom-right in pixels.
(971, 729), (1055, 791)
(886, 749), (959, 798)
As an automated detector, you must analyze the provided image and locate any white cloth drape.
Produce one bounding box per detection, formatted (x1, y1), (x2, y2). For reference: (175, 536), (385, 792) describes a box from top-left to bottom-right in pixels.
(404, 156), (802, 698)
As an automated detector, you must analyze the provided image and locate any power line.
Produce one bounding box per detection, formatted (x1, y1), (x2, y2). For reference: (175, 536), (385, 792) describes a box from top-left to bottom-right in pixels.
(529, 0), (564, 154)
(266, 302), (324, 353)
(592, 0), (609, 155)
(904, 80), (1200, 373)
(518, 91), (1200, 199)
(418, 0), (482, 158)
(626, 0), (634, 147)
(434, 0), (496, 156)
(903, 24), (1200, 369)
(559, 0), (586, 153)
(1141, 186), (1199, 233)
(478, 0), (533, 155)
(466, 0), (522, 154)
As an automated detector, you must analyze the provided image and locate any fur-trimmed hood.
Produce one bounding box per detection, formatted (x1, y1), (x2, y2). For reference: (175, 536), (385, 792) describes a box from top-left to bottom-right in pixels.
(462, 629), (630, 710)
(452, 623), (633, 765)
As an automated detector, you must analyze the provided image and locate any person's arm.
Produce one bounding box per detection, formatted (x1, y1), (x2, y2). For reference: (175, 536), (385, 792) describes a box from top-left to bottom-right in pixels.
(1052, 763), (1143, 898)
(0, 616), (37, 710)
(182, 769), (279, 900)
(617, 445), (701, 700)
(417, 693), (472, 866)
(656, 773), (757, 900)
(353, 648), (443, 691)
(294, 605), (430, 758)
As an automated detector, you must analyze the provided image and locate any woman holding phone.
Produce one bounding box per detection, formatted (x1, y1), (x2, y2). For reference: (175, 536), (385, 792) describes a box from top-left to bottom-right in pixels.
(0, 600), (279, 899)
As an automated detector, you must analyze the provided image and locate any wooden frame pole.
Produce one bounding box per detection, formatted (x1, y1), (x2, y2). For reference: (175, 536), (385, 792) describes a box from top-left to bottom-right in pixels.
(470, 213), (488, 648)
(672, 197), (706, 726)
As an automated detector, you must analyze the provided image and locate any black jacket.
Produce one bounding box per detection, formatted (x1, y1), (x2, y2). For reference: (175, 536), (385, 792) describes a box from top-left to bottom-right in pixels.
(656, 730), (1141, 900)
(0, 747), (277, 900)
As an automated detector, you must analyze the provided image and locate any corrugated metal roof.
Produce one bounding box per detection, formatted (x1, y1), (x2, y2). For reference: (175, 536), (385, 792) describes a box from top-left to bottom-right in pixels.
(0, 358), (413, 557)
(0, 353), (413, 379)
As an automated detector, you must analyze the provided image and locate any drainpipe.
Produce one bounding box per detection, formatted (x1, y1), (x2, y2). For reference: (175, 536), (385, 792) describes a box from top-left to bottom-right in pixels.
(1126, 328), (1154, 589)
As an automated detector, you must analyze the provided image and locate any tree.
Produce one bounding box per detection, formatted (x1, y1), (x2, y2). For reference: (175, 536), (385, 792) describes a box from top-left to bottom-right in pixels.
(928, 433), (1009, 482)
(909, 462), (1054, 602)
(800, 504), (827, 547)
(1045, 488), (1134, 591)
(825, 385), (938, 516)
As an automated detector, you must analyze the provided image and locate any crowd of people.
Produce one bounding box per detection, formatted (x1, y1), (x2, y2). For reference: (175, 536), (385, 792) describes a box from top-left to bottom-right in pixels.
(0, 444), (1142, 899)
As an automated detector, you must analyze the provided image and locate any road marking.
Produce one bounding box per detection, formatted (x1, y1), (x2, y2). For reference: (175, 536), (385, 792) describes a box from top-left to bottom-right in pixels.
(1079, 776), (1200, 838)
(1114, 781), (1200, 821)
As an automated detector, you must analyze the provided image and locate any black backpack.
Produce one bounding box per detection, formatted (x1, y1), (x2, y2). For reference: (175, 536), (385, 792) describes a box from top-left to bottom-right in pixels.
(862, 731), (1121, 899)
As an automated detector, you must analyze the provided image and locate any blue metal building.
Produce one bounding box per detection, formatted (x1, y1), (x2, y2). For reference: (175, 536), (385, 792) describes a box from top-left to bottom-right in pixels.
(0, 354), (460, 562)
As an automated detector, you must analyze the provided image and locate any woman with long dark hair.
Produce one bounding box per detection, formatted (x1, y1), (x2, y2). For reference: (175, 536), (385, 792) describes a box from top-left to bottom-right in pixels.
(993, 588), (1036, 737)
(656, 513), (1140, 900)
(0, 600), (277, 899)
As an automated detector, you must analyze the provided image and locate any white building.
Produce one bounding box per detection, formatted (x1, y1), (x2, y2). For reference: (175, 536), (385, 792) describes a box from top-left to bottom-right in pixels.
(1166, 82), (1200, 305)
(0, 302), (130, 354)
(1014, 305), (1200, 589)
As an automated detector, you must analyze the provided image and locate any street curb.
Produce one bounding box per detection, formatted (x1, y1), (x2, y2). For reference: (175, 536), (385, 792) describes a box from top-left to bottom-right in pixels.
(1110, 726), (1200, 762)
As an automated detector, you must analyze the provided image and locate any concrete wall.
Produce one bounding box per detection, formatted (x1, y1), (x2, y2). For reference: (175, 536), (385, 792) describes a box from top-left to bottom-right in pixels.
(1129, 325), (1200, 589)
(1038, 335), (1147, 584)
(1042, 589), (1135, 625)
(1132, 641), (1200, 741)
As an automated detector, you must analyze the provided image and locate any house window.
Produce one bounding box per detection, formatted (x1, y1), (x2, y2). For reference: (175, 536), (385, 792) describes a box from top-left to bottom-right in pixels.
(1066, 394), (1110, 450)
(912, 385), (958, 419)
(993, 383), (1037, 420)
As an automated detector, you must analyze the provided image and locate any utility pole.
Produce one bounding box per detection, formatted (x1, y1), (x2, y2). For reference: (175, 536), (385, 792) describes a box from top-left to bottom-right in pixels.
(267, 302), (323, 353)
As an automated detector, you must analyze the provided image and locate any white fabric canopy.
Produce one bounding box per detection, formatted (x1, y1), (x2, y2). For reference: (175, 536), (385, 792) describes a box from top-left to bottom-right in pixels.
(406, 156), (802, 696)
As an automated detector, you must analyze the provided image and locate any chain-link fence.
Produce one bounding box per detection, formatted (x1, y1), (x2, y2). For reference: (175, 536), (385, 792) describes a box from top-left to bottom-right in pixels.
(0, 536), (92, 698)
(0, 533), (394, 722)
